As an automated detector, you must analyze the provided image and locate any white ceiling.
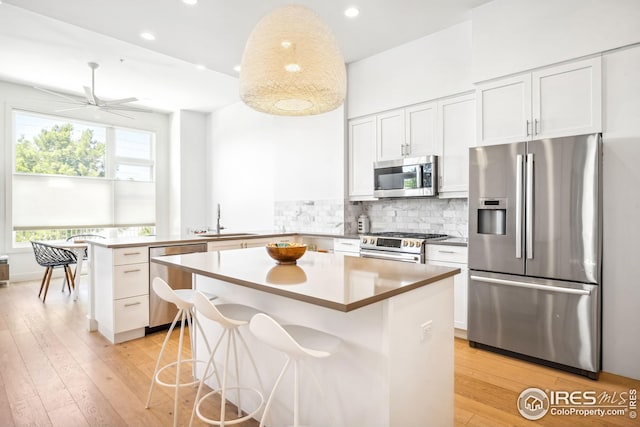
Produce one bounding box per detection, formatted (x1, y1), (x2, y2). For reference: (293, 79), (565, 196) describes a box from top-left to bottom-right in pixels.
(0, 0), (491, 113)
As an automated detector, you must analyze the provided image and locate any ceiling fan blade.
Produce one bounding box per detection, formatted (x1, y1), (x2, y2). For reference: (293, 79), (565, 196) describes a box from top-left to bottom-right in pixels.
(100, 108), (134, 119)
(55, 106), (87, 112)
(101, 97), (138, 106)
(84, 86), (97, 105)
(34, 86), (80, 103)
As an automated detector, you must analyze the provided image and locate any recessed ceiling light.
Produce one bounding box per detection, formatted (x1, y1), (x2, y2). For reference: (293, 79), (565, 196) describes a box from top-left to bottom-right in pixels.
(233, 65), (241, 73)
(140, 32), (156, 41)
(195, 64), (206, 71)
(344, 7), (359, 18)
(182, 0), (198, 5)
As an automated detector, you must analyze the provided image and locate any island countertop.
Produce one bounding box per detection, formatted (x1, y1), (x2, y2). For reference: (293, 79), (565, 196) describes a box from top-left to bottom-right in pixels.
(151, 247), (460, 312)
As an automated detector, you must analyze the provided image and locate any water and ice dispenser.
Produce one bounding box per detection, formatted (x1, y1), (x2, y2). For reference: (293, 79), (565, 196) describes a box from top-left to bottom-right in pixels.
(476, 198), (507, 235)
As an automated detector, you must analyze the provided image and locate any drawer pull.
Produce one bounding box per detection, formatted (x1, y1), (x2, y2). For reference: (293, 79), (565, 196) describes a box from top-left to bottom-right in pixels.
(339, 242), (356, 246)
(437, 250), (456, 254)
(124, 252), (141, 256)
(124, 269), (141, 274)
(124, 302), (142, 307)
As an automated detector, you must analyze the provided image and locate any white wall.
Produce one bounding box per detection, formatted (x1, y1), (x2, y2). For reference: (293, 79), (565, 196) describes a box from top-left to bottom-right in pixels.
(472, 0), (640, 82)
(178, 110), (208, 235)
(0, 80), (170, 281)
(207, 102), (344, 231)
(347, 21), (473, 119)
(602, 44), (640, 380)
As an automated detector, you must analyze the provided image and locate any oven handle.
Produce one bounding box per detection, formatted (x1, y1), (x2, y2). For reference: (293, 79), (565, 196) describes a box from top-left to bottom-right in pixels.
(360, 249), (422, 263)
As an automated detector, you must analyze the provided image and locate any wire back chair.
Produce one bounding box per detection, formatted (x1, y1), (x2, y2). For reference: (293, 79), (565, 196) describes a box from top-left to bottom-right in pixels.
(31, 241), (77, 302)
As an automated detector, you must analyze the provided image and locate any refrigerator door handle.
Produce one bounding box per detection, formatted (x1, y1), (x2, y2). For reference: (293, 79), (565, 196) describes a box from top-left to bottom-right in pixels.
(515, 155), (523, 259)
(526, 153), (534, 259)
(469, 275), (591, 296)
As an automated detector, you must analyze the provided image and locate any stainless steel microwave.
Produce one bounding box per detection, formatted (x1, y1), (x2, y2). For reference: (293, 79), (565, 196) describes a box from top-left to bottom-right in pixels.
(373, 155), (438, 198)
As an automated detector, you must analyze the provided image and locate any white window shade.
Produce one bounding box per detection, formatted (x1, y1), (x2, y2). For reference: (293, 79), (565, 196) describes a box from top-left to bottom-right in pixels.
(114, 180), (155, 226)
(12, 174), (155, 229)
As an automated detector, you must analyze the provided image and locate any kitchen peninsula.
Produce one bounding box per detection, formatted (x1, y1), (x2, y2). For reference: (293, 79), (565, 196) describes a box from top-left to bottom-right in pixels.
(152, 247), (459, 427)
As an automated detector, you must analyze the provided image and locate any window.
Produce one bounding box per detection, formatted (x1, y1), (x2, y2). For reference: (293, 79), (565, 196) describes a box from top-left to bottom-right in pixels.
(11, 111), (156, 246)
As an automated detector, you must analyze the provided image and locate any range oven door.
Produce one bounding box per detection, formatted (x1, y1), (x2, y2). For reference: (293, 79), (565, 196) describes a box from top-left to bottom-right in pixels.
(373, 156), (437, 198)
(468, 270), (600, 376)
(360, 249), (422, 263)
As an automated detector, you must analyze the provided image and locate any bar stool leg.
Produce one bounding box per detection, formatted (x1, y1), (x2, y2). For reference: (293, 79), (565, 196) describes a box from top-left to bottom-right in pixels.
(146, 309), (182, 409)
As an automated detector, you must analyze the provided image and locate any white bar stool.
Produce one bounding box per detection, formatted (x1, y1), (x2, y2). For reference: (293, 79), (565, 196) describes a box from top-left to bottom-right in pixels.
(190, 291), (265, 427)
(145, 278), (217, 427)
(249, 313), (342, 427)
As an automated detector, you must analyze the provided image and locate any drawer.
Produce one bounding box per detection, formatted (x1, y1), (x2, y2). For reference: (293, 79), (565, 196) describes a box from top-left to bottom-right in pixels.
(334, 238), (360, 254)
(114, 247), (148, 265)
(114, 263), (149, 299)
(114, 295), (149, 333)
(425, 245), (468, 264)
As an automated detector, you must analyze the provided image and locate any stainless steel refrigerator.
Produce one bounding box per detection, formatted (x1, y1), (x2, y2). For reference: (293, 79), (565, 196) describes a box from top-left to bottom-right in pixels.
(467, 133), (602, 379)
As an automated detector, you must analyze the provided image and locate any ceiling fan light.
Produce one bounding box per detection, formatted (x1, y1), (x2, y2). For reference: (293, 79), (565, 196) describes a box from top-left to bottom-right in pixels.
(239, 5), (346, 116)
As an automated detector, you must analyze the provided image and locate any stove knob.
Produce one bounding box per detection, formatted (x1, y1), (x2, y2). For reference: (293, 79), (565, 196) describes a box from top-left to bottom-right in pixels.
(403, 241), (408, 247)
(409, 241), (415, 247)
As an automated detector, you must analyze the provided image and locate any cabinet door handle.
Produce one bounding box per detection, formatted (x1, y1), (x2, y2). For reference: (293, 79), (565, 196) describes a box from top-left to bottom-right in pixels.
(534, 118), (539, 135)
(124, 252), (141, 256)
(526, 120), (531, 136)
(124, 269), (141, 274)
(124, 302), (142, 307)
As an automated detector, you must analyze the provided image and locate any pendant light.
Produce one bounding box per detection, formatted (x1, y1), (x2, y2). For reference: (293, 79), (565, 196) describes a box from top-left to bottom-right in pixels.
(239, 5), (347, 116)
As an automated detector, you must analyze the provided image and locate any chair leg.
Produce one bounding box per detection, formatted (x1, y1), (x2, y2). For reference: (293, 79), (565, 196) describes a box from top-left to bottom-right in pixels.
(38, 267), (51, 298)
(41, 267), (53, 302)
(64, 266), (73, 294)
(67, 265), (75, 291)
(146, 309), (183, 409)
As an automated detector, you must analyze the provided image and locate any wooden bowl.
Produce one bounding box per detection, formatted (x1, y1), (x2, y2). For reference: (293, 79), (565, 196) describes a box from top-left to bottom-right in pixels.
(265, 243), (307, 265)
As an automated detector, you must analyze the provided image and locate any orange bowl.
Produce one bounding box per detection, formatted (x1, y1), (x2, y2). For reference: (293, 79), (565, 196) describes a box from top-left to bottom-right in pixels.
(265, 242), (307, 265)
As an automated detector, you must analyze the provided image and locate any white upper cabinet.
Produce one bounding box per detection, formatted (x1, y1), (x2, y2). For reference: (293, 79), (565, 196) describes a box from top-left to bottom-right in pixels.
(348, 115), (377, 200)
(376, 109), (405, 161)
(438, 93), (476, 197)
(405, 102), (439, 157)
(477, 57), (601, 146)
(476, 74), (531, 145)
(532, 58), (602, 139)
(376, 102), (438, 161)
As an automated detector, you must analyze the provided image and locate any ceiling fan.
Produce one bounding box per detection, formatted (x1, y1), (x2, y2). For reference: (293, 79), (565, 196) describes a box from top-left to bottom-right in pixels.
(35, 62), (142, 119)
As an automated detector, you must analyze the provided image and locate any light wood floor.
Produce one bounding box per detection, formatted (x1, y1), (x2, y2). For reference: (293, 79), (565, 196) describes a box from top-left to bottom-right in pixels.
(0, 279), (638, 427)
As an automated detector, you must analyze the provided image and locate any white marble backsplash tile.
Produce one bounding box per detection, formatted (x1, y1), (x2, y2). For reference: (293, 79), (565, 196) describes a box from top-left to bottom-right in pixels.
(274, 198), (468, 237)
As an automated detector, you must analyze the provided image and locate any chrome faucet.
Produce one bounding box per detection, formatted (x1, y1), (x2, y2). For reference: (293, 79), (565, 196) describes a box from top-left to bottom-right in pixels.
(216, 203), (225, 234)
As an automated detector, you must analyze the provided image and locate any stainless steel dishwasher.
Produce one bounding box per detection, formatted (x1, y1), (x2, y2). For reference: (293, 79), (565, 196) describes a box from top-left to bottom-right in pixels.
(148, 243), (207, 330)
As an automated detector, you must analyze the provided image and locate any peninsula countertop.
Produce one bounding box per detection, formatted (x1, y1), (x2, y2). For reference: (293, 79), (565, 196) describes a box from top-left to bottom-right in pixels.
(151, 247), (460, 312)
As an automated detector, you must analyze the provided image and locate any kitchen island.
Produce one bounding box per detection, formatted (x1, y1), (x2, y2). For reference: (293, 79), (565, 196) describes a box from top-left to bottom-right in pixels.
(152, 247), (459, 427)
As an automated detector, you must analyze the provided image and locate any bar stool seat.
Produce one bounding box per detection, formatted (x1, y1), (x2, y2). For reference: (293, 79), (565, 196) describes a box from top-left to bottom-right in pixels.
(190, 291), (265, 427)
(249, 313), (342, 427)
(145, 278), (216, 427)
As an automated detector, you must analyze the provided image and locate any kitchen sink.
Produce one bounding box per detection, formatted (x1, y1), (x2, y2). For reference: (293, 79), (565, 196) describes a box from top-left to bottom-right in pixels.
(196, 232), (257, 238)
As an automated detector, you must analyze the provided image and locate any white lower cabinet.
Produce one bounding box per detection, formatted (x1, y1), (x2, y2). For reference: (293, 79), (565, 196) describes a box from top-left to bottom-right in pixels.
(425, 245), (468, 332)
(207, 236), (293, 252)
(333, 238), (360, 256)
(94, 245), (150, 344)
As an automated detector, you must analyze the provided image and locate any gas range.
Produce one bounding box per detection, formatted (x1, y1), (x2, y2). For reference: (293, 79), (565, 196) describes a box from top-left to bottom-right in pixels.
(359, 232), (449, 263)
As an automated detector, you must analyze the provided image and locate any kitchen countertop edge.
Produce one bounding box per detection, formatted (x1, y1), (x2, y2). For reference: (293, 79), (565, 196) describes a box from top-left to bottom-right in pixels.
(151, 255), (460, 312)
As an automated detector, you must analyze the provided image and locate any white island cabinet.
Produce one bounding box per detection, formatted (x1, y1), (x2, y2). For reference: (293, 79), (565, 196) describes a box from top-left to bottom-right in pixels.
(93, 245), (149, 344)
(153, 248), (459, 427)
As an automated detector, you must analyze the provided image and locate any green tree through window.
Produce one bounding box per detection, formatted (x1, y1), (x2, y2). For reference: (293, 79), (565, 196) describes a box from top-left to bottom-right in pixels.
(15, 123), (105, 177)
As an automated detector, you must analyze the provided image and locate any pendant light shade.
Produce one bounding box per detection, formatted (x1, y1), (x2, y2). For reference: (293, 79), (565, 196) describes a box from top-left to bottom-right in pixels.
(239, 5), (347, 116)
